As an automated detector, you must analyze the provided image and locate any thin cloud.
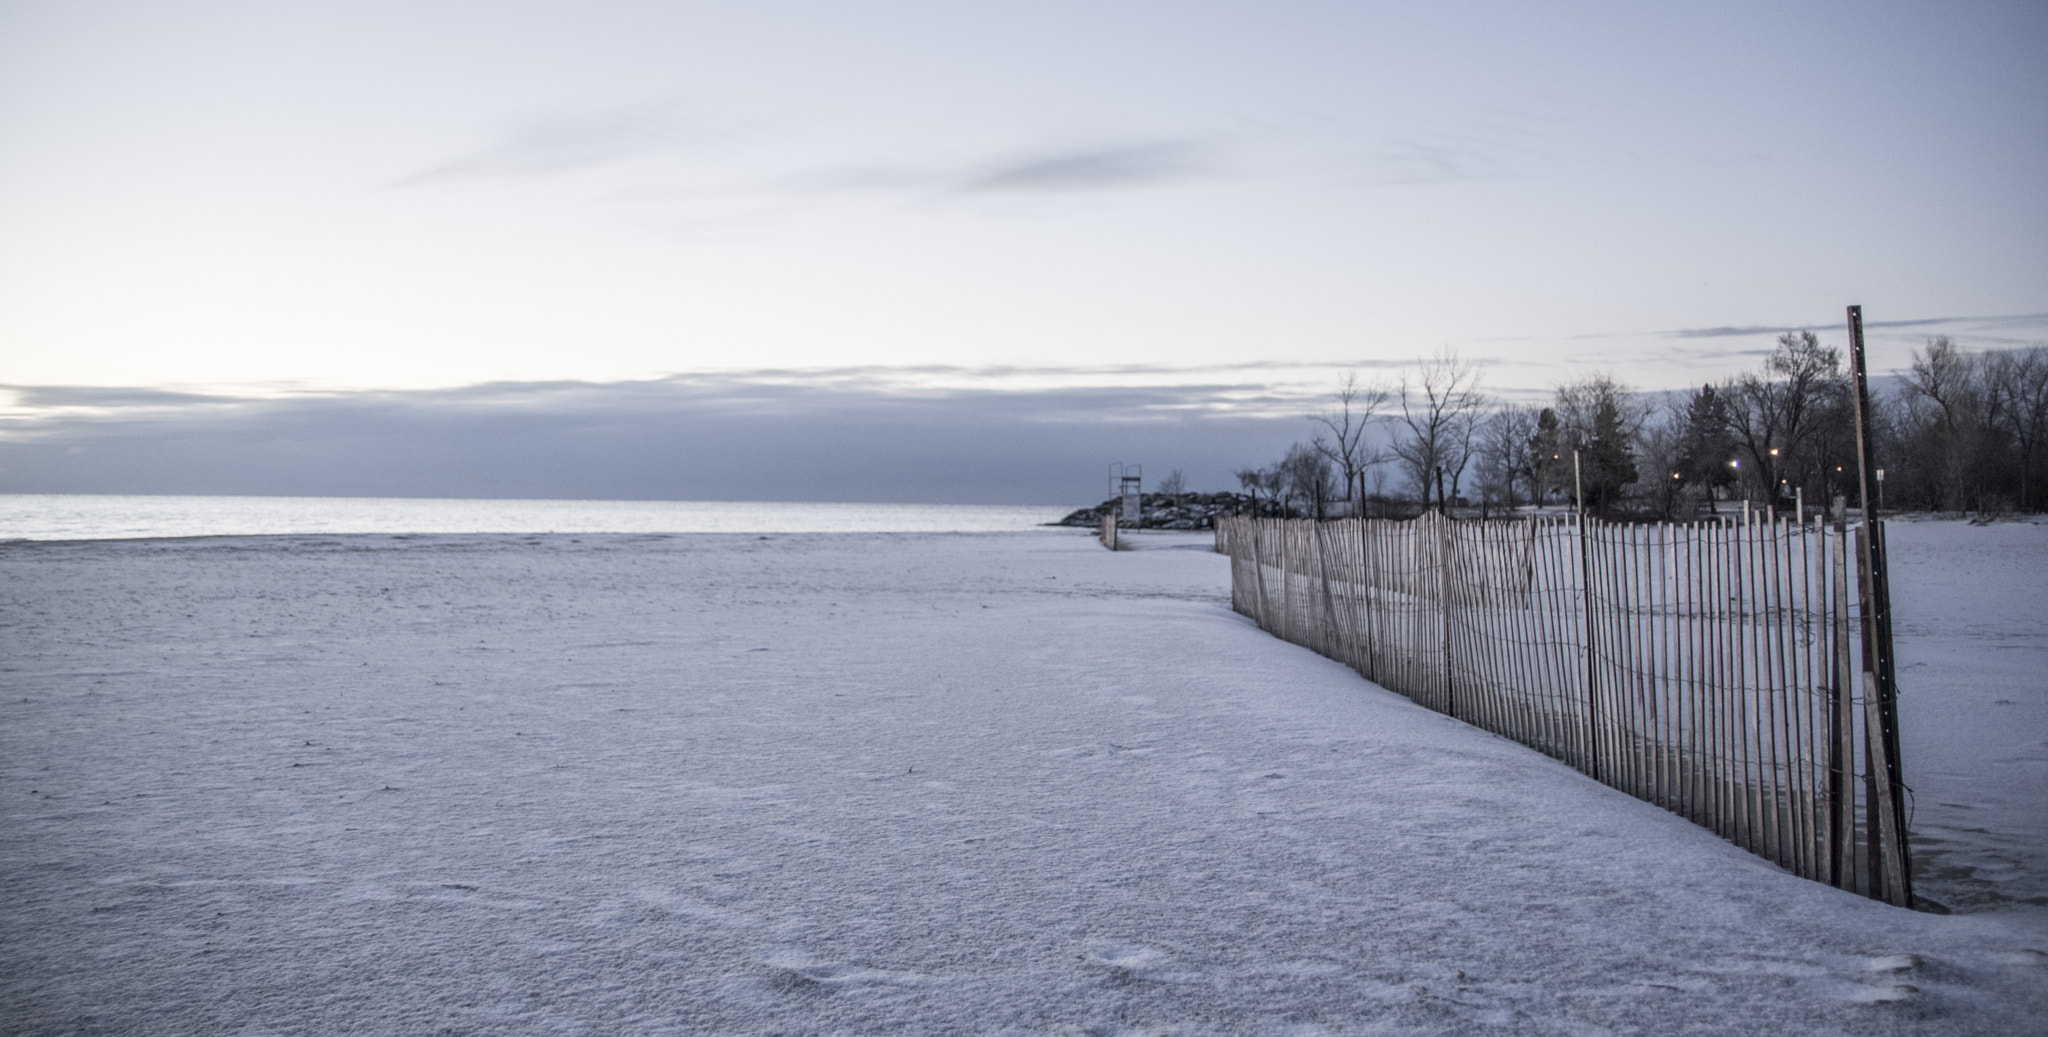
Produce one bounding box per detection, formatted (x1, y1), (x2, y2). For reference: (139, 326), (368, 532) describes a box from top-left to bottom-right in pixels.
(1865, 316), (1973, 330)
(773, 165), (940, 195)
(1963, 312), (2048, 331)
(754, 138), (1223, 202)
(1669, 312), (2048, 339)
(468, 358), (1404, 394)
(694, 358), (1406, 382)
(1354, 108), (1558, 188)
(957, 140), (1215, 194)
(8, 386), (239, 408)
(1668, 345), (1777, 362)
(1667, 324), (1811, 339)
(1361, 138), (1511, 186)
(395, 102), (712, 187)
(1872, 312), (2048, 332)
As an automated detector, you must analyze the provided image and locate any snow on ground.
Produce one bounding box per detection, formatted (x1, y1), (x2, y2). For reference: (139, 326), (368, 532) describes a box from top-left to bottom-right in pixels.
(1, 526), (2043, 1035)
(1886, 519), (2048, 914)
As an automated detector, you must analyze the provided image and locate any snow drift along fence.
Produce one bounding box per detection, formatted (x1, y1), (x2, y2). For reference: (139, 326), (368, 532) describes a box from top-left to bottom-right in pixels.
(1214, 510), (1913, 907)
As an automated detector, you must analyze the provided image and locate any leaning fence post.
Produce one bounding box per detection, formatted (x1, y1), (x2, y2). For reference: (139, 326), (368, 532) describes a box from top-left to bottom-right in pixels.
(1438, 512), (1458, 719)
(1359, 515), (1380, 682)
(1846, 304), (1912, 908)
(1312, 520), (1339, 658)
(1248, 518), (1271, 630)
(1828, 496), (1855, 889)
(1578, 508), (1603, 784)
(1856, 523), (1908, 904)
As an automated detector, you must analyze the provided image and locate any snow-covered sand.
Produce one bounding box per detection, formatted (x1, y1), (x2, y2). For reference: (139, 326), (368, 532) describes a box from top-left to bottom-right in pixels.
(1887, 519), (2048, 914)
(3, 526), (2043, 1034)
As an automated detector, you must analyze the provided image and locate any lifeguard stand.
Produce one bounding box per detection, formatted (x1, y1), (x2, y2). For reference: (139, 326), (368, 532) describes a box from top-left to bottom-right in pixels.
(1108, 463), (1142, 528)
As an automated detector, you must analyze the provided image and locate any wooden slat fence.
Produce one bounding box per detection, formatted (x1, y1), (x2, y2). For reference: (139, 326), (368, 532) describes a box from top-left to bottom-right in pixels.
(1215, 509), (1913, 906)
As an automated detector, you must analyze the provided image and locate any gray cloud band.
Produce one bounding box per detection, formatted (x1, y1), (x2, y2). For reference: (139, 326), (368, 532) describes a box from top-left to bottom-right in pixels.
(0, 376), (1320, 503)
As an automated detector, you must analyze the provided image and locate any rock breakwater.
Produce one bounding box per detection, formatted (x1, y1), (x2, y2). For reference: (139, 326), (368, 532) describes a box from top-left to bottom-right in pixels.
(1053, 492), (1291, 530)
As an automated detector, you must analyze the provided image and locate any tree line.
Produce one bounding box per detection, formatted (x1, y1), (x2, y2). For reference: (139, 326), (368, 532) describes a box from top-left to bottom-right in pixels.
(1234, 336), (2048, 519)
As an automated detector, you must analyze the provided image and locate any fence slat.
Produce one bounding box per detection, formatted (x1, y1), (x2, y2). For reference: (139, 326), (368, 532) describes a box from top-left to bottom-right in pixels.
(1215, 512), (1908, 903)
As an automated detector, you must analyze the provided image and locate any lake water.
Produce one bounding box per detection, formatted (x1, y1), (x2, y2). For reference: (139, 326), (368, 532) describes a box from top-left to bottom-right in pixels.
(0, 495), (1075, 541)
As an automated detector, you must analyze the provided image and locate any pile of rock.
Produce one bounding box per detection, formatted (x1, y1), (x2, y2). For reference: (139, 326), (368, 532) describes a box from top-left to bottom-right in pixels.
(1053, 492), (1289, 530)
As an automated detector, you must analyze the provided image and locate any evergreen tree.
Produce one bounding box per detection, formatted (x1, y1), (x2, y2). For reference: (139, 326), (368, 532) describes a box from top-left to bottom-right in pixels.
(1674, 383), (1736, 509)
(1582, 393), (1638, 512)
(1548, 374), (1643, 515)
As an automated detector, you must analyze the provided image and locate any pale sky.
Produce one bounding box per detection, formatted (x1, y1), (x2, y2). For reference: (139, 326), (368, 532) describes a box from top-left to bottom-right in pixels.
(2, 1), (2044, 501)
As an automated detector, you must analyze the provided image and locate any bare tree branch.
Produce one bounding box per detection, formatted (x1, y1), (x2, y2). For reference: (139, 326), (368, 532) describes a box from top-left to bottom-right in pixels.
(1388, 349), (1486, 512)
(1309, 370), (1391, 509)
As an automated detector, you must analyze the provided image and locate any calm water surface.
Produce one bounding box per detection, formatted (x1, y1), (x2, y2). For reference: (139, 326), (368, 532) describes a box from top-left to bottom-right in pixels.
(0, 495), (1072, 541)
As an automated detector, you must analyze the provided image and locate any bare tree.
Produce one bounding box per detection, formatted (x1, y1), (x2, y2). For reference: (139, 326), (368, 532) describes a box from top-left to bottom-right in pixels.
(1992, 348), (2048, 510)
(1260, 466), (1286, 510)
(1389, 349), (1486, 512)
(1901, 336), (1989, 512)
(1278, 441), (1337, 518)
(1309, 371), (1390, 509)
(1234, 464), (1288, 515)
(1234, 466), (1267, 510)
(1884, 340), (2048, 514)
(1725, 331), (1849, 505)
(1635, 403), (1686, 519)
(1474, 404), (1541, 511)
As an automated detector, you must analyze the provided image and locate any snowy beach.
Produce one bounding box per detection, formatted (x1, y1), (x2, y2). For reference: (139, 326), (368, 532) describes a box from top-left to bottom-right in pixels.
(3, 525), (2044, 1034)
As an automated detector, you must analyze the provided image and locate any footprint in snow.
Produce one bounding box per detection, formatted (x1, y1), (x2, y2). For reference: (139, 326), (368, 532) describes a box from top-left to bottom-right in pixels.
(756, 947), (933, 994)
(1777, 953), (1924, 1004)
(1082, 941), (1205, 985)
